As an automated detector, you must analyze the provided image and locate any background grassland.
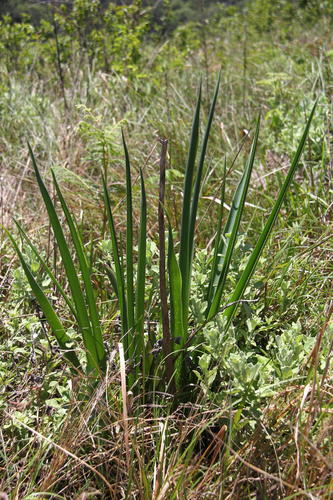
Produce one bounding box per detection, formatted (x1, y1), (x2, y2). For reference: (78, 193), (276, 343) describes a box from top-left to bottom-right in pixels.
(0, 1), (333, 498)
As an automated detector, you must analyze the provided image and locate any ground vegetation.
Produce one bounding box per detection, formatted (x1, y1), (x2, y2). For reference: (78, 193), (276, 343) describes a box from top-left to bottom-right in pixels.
(0, 0), (332, 498)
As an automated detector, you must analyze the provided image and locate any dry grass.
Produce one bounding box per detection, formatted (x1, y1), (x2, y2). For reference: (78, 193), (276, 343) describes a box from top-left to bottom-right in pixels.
(2, 354), (332, 499)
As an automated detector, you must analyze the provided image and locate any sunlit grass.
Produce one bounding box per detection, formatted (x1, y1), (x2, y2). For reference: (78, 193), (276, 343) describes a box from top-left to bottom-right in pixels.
(1, 4), (332, 497)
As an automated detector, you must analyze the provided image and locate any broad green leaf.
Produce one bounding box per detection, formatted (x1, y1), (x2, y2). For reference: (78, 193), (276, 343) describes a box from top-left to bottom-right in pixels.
(28, 144), (98, 374)
(6, 230), (81, 371)
(179, 82), (202, 333)
(224, 101), (317, 326)
(102, 176), (128, 351)
(135, 168), (147, 377)
(207, 115), (260, 320)
(51, 171), (106, 371)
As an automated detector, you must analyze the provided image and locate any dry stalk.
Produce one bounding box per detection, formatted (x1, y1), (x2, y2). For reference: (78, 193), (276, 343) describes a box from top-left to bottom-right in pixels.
(118, 342), (130, 471)
(4, 408), (114, 494)
(152, 420), (168, 500)
(36, 353), (116, 491)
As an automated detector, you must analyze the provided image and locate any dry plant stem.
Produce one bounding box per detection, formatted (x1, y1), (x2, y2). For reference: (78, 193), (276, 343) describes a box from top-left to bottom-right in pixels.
(119, 342), (130, 472)
(158, 138), (174, 390)
(306, 297), (333, 428)
(152, 420), (167, 500)
(226, 446), (315, 499)
(308, 299), (333, 370)
(51, 9), (68, 113)
(38, 373), (111, 491)
(4, 409), (114, 495)
(294, 383), (312, 481)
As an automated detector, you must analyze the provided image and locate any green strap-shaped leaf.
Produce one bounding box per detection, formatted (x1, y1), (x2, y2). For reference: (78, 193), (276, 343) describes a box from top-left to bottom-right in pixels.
(28, 144), (98, 373)
(123, 131), (135, 356)
(103, 263), (119, 299)
(179, 83), (202, 333)
(51, 171), (106, 371)
(207, 116), (260, 320)
(102, 176), (128, 350)
(135, 168), (147, 379)
(206, 158), (227, 307)
(7, 230), (81, 371)
(224, 101), (317, 327)
(168, 221), (185, 390)
(13, 219), (76, 318)
(189, 71), (221, 263)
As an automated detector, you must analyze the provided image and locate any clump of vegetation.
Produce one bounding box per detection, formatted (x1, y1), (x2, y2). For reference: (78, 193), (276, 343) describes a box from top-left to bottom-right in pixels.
(0, 1), (332, 498)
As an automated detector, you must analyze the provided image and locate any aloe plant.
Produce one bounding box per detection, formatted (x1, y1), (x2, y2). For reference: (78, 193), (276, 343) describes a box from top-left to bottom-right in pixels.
(8, 79), (316, 399)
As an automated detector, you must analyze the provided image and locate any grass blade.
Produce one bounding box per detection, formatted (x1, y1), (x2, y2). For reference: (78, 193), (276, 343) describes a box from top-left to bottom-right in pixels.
(13, 218), (76, 318)
(168, 221), (185, 391)
(205, 158), (227, 308)
(223, 101), (317, 326)
(189, 71), (221, 263)
(103, 263), (119, 299)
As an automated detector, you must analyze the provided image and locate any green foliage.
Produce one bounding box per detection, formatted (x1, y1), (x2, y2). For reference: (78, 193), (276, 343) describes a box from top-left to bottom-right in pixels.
(246, 0), (296, 32)
(1, 2), (333, 496)
(0, 0), (49, 23)
(48, 0), (150, 76)
(0, 15), (35, 71)
(196, 315), (315, 411)
(9, 81), (315, 404)
(0, 0), (150, 83)
(1, 0), (332, 94)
